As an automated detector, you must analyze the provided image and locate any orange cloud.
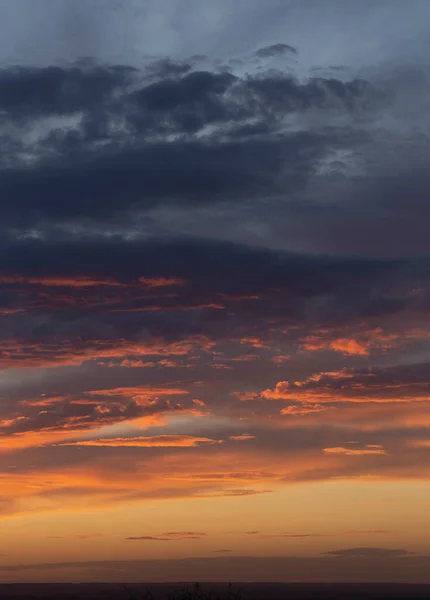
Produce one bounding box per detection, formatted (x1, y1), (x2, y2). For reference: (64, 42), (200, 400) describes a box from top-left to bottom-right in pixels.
(1, 387), (196, 450)
(0, 337), (207, 369)
(136, 277), (186, 288)
(0, 409), (188, 450)
(408, 440), (430, 448)
(0, 275), (185, 289)
(57, 435), (222, 448)
(260, 533), (327, 539)
(126, 532), (207, 541)
(170, 470), (277, 483)
(300, 327), (430, 356)
(192, 399), (206, 407)
(0, 307), (25, 315)
(0, 427), (428, 522)
(0, 416), (29, 428)
(228, 354), (260, 363)
(280, 404), (328, 416)
(110, 302), (225, 313)
(344, 529), (392, 535)
(240, 338), (269, 349)
(323, 445), (386, 456)
(87, 386), (188, 402)
(261, 365), (430, 405)
(272, 355), (291, 364)
(0, 275), (127, 288)
(118, 360), (156, 368)
(232, 392), (259, 402)
(0, 449), (280, 519)
(302, 336), (370, 356)
(202, 489), (273, 497)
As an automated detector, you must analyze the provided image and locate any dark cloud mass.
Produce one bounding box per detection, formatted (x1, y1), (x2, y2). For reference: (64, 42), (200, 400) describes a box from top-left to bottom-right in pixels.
(0, 64), (136, 117)
(0, 53), (383, 228)
(255, 43), (298, 58)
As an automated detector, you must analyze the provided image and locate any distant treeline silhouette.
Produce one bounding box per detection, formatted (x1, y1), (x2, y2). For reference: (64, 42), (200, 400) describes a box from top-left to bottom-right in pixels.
(123, 582), (243, 600)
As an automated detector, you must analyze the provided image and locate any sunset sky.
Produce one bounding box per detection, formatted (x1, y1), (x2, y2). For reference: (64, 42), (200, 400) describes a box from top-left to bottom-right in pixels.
(2, 0), (430, 584)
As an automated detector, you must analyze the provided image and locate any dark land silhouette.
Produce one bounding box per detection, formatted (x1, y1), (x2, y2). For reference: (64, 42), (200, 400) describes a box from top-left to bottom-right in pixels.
(1, 583), (430, 600)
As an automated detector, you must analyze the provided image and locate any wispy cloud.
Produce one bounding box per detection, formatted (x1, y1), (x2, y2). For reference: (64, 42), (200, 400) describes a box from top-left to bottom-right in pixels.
(126, 532), (207, 541)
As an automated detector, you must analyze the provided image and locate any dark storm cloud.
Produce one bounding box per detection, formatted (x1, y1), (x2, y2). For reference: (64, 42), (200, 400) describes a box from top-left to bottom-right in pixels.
(132, 69), (237, 112)
(3, 51), (427, 263)
(255, 43), (298, 58)
(243, 75), (379, 114)
(0, 64), (136, 117)
(0, 52), (385, 228)
(0, 137), (311, 225)
(0, 56), (380, 123)
(0, 234), (405, 286)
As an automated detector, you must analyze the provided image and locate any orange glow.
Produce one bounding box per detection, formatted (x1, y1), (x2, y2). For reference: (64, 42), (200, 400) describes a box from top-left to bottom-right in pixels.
(302, 336), (371, 355)
(0, 337), (210, 369)
(136, 277), (186, 288)
(323, 446), (387, 456)
(0, 275), (185, 288)
(300, 327), (430, 356)
(0, 275), (127, 287)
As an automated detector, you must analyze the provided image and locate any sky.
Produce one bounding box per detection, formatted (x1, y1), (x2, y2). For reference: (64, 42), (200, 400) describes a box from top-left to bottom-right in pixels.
(1, 0), (430, 584)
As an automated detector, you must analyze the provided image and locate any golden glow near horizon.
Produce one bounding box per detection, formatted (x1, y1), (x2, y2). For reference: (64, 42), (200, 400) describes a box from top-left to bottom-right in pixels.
(1, 480), (430, 582)
(2, 324), (430, 582)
